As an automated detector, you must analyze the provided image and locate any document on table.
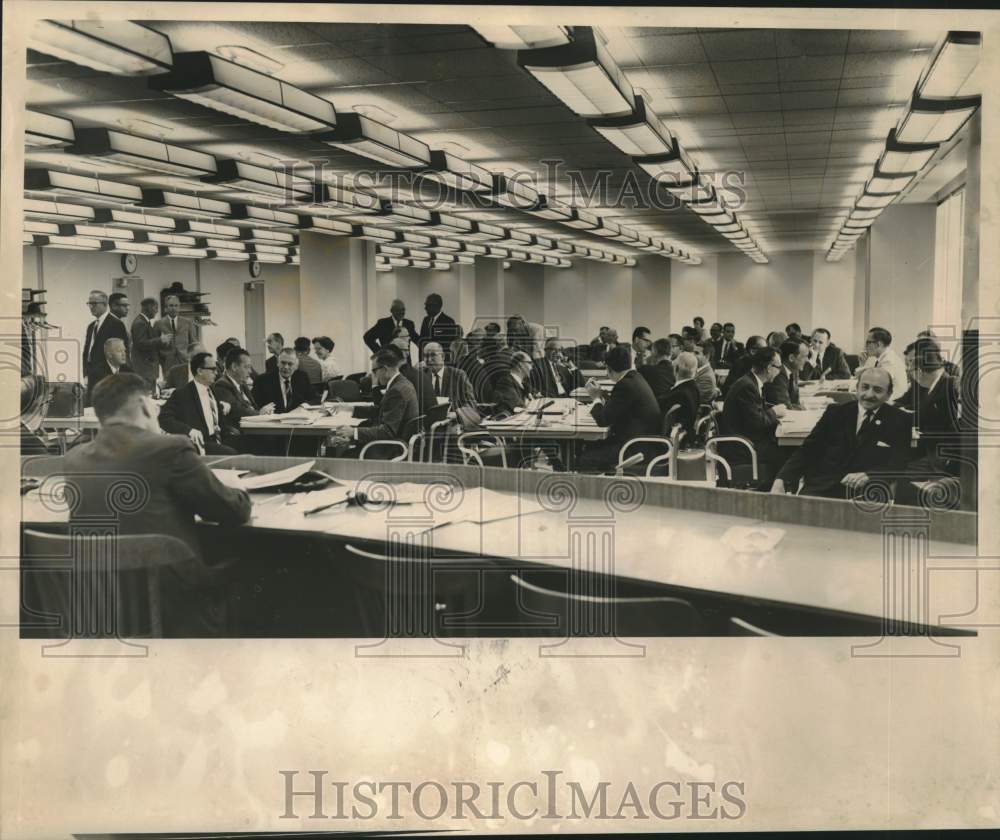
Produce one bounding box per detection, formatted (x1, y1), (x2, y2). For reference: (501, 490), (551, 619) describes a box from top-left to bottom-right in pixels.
(210, 468), (251, 489)
(240, 460), (317, 490)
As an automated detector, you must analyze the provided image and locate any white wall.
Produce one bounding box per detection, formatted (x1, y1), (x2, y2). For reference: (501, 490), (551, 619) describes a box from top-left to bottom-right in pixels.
(631, 256), (671, 338)
(261, 265), (301, 355)
(198, 260), (248, 353)
(811, 251), (857, 352)
(670, 254), (719, 333)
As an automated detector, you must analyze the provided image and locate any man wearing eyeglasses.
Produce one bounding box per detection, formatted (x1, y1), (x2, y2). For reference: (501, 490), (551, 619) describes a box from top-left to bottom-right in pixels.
(158, 352), (237, 455)
(82, 290), (129, 405)
(719, 346), (788, 487)
(855, 327), (906, 397)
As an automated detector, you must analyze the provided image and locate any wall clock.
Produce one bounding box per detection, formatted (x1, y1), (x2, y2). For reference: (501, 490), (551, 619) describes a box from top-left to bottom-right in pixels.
(121, 253), (138, 274)
(249, 260), (262, 278)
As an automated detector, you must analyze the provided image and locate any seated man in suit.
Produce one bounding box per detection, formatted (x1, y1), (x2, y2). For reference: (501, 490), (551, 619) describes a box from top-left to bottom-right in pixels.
(63, 372), (251, 636)
(681, 327), (719, 404)
(387, 332), (436, 415)
(721, 335), (766, 398)
(771, 367), (912, 499)
(578, 345), (661, 473)
(801, 327), (851, 381)
(710, 322), (744, 369)
(102, 338), (133, 378)
(252, 347), (315, 413)
(364, 298), (418, 354)
(662, 352), (700, 441)
(422, 341), (475, 407)
(589, 326), (618, 363)
(637, 338), (676, 409)
(720, 347), (788, 487)
(631, 326), (652, 368)
(164, 341), (204, 392)
(158, 352), (238, 455)
(328, 349), (419, 459)
(764, 338), (808, 409)
(533, 338), (585, 397)
(212, 347), (274, 452)
(491, 351), (537, 415)
(856, 326), (907, 397)
(897, 337), (962, 478)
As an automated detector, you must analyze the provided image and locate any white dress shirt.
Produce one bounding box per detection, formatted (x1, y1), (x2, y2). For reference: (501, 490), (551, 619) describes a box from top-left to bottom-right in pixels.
(858, 348), (906, 397)
(319, 355), (340, 380)
(193, 379), (220, 437)
(549, 360), (566, 395)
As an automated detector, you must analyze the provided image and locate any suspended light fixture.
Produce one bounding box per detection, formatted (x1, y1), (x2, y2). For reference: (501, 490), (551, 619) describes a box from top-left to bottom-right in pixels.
(29, 19), (173, 75)
(26, 110), (75, 148)
(318, 112), (432, 168)
(69, 127), (216, 177)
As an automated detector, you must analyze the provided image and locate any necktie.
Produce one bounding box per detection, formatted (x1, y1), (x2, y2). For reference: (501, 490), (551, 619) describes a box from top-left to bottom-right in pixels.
(858, 409), (875, 438)
(86, 320), (97, 363)
(171, 317), (177, 333)
(282, 377), (291, 408)
(434, 372), (441, 396)
(209, 393), (219, 437)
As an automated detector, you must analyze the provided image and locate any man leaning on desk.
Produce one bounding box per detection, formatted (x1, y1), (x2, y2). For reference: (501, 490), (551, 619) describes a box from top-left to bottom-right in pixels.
(252, 347), (316, 413)
(771, 367), (912, 500)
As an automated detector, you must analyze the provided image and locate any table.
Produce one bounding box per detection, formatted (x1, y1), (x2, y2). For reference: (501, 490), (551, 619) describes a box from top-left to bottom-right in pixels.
(20, 454), (978, 638)
(482, 398), (608, 468)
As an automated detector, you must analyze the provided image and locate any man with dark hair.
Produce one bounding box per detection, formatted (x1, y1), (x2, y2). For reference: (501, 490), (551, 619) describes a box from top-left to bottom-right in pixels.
(533, 338), (585, 397)
(764, 338), (808, 409)
(801, 327), (851, 381)
(155, 294), (196, 375)
(293, 336), (324, 387)
(130, 297), (161, 392)
(418, 293), (459, 355)
(329, 348), (419, 457)
(857, 326), (905, 396)
(578, 345), (661, 472)
(720, 346), (787, 485)
(82, 289), (130, 403)
(108, 292), (131, 347)
(638, 337), (676, 409)
(897, 337), (961, 475)
(64, 372), (251, 636)
(772, 367), (912, 499)
(213, 348), (272, 450)
(158, 352), (237, 455)
(785, 323), (803, 340)
(721, 335), (766, 398)
(668, 333), (683, 360)
(692, 316), (706, 343)
(384, 341), (436, 415)
(589, 326), (617, 363)
(702, 322), (723, 355)
(711, 322), (743, 369)
(263, 332), (284, 375)
(631, 326), (652, 367)
(364, 299), (418, 354)
(252, 347), (315, 413)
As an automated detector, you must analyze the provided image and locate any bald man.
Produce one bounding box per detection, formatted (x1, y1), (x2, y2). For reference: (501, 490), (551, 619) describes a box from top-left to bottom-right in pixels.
(771, 367), (913, 499)
(364, 298), (418, 353)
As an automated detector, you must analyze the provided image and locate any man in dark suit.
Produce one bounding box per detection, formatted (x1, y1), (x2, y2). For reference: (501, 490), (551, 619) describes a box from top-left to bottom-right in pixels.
(701, 322), (723, 359)
(252, 348), (316, 413)
(460, 334), (506, 402)
(130, 297), (162, 392)
(263, 332), (284, 375)
(630, 326), (652, 368)
(155, 293), (197, 377)
(418, 293), (459, 356)
(721, 335), (766, 398)
(578, 345), (661, 472)
(533, 338), (585, 397)
(720, 346), (788, 486)
(897, 337), (961, 477)
(588, 326), (618, 363)
(638, 338), (676, 409)
(491, 351), (537, 415)
(364, 299), (418, 353)
(422, 341), (475, 407)
(328, 348), (419, 458)
(801, 328), (852, 381)
(63, 373), (251, 636)
(102, 339), (134, 378)
(82, 289), (130, 404)
(764, 338), (808, 409)
(710, 322), (744, 369)
(383, 332), (436, 415)
(158, 352), (237, 455)
(212, 348), (274, 451)
(661, 352), (700, 440)
(772, 367), (912, 499)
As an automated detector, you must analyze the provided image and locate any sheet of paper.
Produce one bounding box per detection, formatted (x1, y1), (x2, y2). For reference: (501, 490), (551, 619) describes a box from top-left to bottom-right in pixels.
(241, 460), (316, 490)
(210, 468), (251, 488)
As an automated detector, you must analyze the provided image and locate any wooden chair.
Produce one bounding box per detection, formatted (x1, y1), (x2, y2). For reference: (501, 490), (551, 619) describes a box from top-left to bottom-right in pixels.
(21, 529), (207, 638)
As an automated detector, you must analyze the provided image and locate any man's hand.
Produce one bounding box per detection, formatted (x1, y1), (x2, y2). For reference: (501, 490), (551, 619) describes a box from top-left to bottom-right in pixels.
(188, 429), (205, 447)
(790, 404), (806, 411)
(333, 425), (354, 438)
(159, 333), (173, 345)
(772, 404), (787, 418)
(219, 401), (231, 415)
(259, 402), (276, 415)
(841, 472), (870, 491)
(585, 379), (603, 399)
(770, 478), (786, 494)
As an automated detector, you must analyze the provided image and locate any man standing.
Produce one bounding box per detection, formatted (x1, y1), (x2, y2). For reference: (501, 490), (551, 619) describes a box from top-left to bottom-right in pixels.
(155, 294), (196, 377)
(801, 327), (851, 381)
(252, 347), (315, 413)
(263, 332), (284, 375)
(856, 327), (906, 397)
(158, 352), (237, 456)
(130, 297), (162, 392)
(364, 299), (418, 353)
(422, 341), (475, 408)
(764, 338), (808, 409)
(701, 322), (723, 359)
(82, 290), (129, 404)
(771, 368), (912, 499)
(418, 293), (459, 355)
(711, 323), (743, 369)
(108, 292), (132, 357)
(64, 372), (251, 636)
(637, 338), (677, 409)
(533, 338), (585, 397)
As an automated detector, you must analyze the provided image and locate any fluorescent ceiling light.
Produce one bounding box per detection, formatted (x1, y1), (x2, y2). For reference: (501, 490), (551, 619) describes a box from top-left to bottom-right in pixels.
(609, 227), (639, 244)
(419, 150), (493, 192)
(292, 187), (381, 218)
(64, 224), (136, 241)
(195, 237), (247, 251)
(720, 228), (749, 240)
(518, 27), (635, 118)
(401, 231), (434, 248)
(455, 254), (475, 265)
(99, 240), (159, 255)
(849, 208), (883, 221)
(489, 174), (542, 210)
(895, 92), (980, 144)
(866, 164), (913, 195)
(24, 197), (95, 223)
(228, 204), (300, 228)
(527, 253), (546, 264)
(174, 219), (241, 238)
(589, 96), (673, 157)
(405, 249), (435, 261)
(526, 196), (573, 222)
(29, 20), (173, 75)
(353, 225), (403, 244)
(245, 243), (290, 256)
(255, 252), (290, 264)
(318, 112), (431, 168)
(462, 242), (489, 256)
(203, 159), (313, 200)
(593, 219), (621, 238)
(532, 235), (556, 251)
(563, 208), (601, 230)
(485, 246), (510, 259)
(358, 202), (435, 226)
(298, 215), (353, 236)
(206, 249), (250, 261)
(133, 231), (197, 247)
(432, 262), (452, 271)
(507, 249), (529, 261)
(158, 246), (209, 259)
(878, 128), (938, 174)
(687, 196), (732, 216)
(151, 51), (337, 133)
(25, 169), (142, 206)
(555, 240), (575, 255)
(634, 136), (697, 184)
(473, 24), (571, 50)
(92, 207), (176, 232)
(432, 237), (463, 252)
(69, 128), (216, 177)
(26, 110), (75, 148)
(140, 189), (231, 219)
(425, 214), (477, 235)
(918, 31), (981, 99)
(509, 230), (535, 247)
(663, 178), (715, 204)
(238, 227), (296, 245)
(713, 222), (744, 234)
(24, 221), (60, 236)
(410, 260), (433, 269)
(377, 244), (407, 258)
(33, 234), (102, 250)
(467, 221), (506, 241)
(856, 192), (895, 210)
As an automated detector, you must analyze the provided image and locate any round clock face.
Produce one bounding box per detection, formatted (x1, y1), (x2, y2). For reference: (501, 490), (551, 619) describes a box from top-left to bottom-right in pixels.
(249, 260), (262, 278)
(121, 253), (138, 274)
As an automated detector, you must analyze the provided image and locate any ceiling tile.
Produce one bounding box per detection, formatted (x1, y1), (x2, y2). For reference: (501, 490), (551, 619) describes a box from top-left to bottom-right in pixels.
(712, 58), (779, 85)
(845, 30), (940, 53)
(781, 90), (839, 110)
(777, 55), (846, 82)
(724, 93), (782, 113)
(699, 30), (778, 61)
(631, 34), (709, 65)
(662, 96), (730, 116)
(774, 29), (850, 58)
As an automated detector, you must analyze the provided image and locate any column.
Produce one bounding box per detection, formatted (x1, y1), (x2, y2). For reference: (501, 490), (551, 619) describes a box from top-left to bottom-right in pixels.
(474, 256), (505, 325)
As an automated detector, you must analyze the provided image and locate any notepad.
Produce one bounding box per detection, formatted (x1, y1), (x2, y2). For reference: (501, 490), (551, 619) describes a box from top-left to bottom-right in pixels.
(240, 460), (316, 490)
(210, 468), (251, 488)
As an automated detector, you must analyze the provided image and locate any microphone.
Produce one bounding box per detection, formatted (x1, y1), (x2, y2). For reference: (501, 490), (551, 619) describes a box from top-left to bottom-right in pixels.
(533, 399), (554, 419)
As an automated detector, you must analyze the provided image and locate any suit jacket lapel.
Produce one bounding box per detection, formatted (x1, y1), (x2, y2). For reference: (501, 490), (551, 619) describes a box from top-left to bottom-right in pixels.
(189, 385), (209, 434)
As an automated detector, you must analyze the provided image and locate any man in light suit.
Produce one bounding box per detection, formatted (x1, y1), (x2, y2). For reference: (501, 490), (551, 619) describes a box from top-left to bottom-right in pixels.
(532, 338), (585, 398)
(855, 326), (906, 396)
(771, 367), (912, 499)
(418, 293), (459, 356)
(155, 293), (197, 377)
(82, 289), (130, 404)
(63, 372), (251, 636)
(158, 352), (237, 455)
(364, 299), (418, 353)
(130, 297), (163, 392)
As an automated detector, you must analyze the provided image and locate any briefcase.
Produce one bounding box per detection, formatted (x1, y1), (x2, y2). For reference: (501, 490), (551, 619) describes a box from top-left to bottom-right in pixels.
(47, 382), (83, 417)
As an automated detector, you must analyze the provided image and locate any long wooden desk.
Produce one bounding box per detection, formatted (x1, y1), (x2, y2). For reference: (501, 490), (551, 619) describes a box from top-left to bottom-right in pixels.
(21, 454), (978, 637)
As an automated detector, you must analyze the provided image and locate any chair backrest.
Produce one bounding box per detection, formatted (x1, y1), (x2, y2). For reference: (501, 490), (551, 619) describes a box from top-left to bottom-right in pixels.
(328, 379), (361, 402)
(661, 403), (682, 437)
(21, 529), (197, 638)
(845, 354), (860, 374)
(509, 572), (705, 636)
(424, 401), (450, 427)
